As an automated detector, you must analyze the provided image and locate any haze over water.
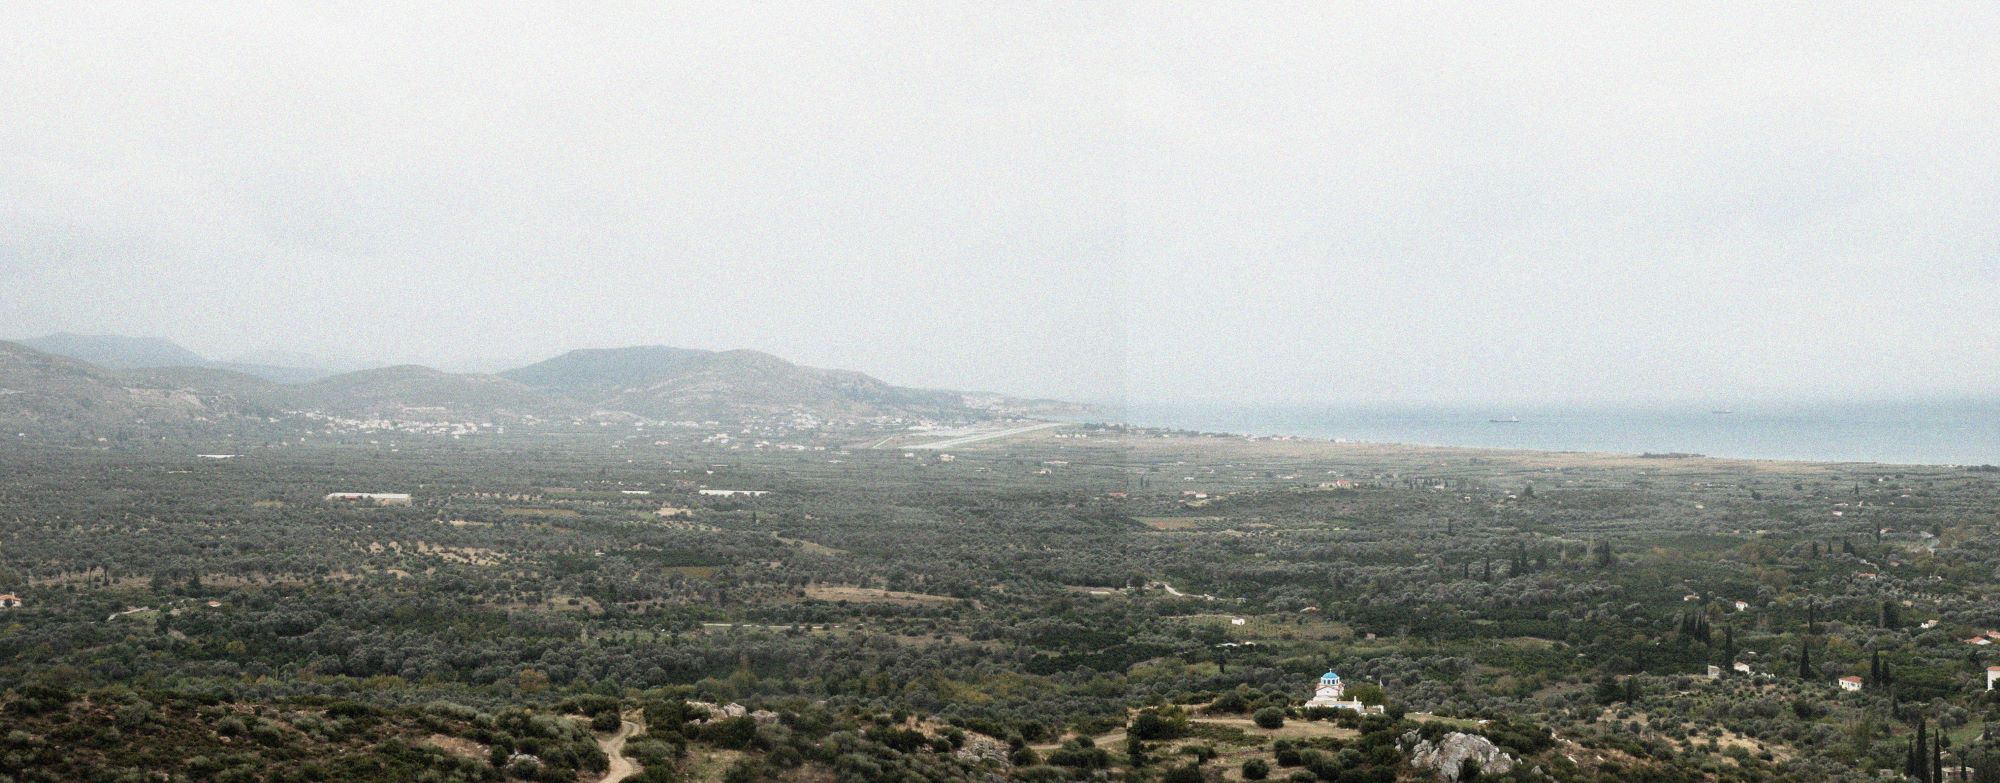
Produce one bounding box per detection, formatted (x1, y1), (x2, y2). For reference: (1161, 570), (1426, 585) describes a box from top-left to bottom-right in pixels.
(1115, 399), (2000, 466)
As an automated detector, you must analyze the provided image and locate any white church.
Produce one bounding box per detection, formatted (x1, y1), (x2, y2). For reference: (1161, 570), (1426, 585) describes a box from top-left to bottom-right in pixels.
(1304, 670), (1383, 714)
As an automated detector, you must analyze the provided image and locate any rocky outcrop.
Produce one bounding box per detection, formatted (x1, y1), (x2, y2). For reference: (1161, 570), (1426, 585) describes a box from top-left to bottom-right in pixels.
(1405, 731), (1516, 781)
(682, 701), (745, 722)
(954, 735), (1012, 766)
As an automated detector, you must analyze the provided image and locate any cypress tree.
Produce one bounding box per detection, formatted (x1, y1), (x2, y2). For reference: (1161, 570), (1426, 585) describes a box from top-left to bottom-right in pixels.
(1934, 731), (1944, 783)
(1916, 719), (1931, 783)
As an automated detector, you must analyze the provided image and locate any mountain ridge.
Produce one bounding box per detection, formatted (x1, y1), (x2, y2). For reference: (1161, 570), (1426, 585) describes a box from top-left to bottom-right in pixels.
(0, 338), (1083, 436)
(501, 345), (971, 420)
(15, 333), (338, 383)
(0, 341), (273, 435)
(18, 333), (207, 368)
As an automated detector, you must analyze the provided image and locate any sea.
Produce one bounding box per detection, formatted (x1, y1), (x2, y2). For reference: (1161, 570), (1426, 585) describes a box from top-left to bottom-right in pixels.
(1103, 398), (2000, 466)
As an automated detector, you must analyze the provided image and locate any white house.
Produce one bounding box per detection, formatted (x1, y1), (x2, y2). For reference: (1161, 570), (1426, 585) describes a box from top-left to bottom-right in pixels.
(1733, 600), (1750, 611)
(1231, 618), (1246, 626)
(1733, 662), (1753, 674)
(1838, 676), (1863, 692)
(1987, 667), (2000, 691)
(698, 489), (768, 497)
(1706, 665), (1722, 679)
(0, 594), (20, 609)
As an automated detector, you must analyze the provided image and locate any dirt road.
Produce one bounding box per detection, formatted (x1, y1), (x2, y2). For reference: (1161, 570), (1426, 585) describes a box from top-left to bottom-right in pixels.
(597, 715), (644, 783)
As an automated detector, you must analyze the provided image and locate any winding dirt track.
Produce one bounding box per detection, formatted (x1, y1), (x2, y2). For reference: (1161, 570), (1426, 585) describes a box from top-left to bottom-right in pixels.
(597, 716), (644, 783)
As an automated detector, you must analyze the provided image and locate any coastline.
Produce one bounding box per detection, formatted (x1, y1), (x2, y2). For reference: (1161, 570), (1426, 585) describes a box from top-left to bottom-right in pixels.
(1069, 398), (2000, 467)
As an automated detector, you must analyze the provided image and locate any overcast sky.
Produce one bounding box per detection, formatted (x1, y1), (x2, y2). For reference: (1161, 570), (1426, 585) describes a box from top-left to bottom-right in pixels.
(3, 4), (1996, 406)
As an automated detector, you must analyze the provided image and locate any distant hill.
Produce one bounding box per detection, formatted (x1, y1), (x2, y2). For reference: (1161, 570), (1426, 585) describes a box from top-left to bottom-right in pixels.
(222, 349), (370, 372)
(500, 346), (980, 420)
(201, 361), (333, 384)
(16, 333), (336, 383)
(19, 333), (206, 369)
(0, 341), (267, 434)
(119, 365), (282, 398)
(497, 346), (713, 393)
(284, 365), (574, 419)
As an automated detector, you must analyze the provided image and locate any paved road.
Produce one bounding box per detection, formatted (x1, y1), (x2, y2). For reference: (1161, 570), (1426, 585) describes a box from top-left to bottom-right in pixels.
(597, 716), (644, 783)
(903, 422), (1065, 450)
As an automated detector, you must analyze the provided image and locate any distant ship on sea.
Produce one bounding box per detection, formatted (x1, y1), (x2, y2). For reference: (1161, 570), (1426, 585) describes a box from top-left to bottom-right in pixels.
(1489, 416), (1521, 423)
(1711, 409), (1734, 415)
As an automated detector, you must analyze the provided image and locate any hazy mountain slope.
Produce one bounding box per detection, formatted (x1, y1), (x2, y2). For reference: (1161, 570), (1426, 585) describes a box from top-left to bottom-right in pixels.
(0, 343), (561, 431)
(19, 333), (207, 369)
(286, 365), (573, 419)
(119, 365), (284, 400)
(2, 339), (1077, 433)
(223, 349), (377, 374)
(502, 346), (966, 419)
(0, 342), (256, 432)
(18, 333), (336, 383)
(201, 361), (335, 384)
(497, 345), (712, 393)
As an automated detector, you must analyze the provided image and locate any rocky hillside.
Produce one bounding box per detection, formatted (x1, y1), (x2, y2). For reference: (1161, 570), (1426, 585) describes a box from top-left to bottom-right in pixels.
(0, 341), (263, 435)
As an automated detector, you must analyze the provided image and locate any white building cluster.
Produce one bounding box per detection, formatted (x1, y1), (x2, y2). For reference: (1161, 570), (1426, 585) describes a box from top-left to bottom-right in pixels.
(324, 492), (413, 505)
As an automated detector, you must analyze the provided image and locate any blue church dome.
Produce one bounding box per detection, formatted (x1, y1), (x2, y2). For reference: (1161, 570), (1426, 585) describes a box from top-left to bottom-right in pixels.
(1320, 671), (1340, 683)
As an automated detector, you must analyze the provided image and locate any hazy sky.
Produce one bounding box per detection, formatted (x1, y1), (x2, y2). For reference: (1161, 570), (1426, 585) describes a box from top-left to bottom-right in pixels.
(3, 4), (1997, 406)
